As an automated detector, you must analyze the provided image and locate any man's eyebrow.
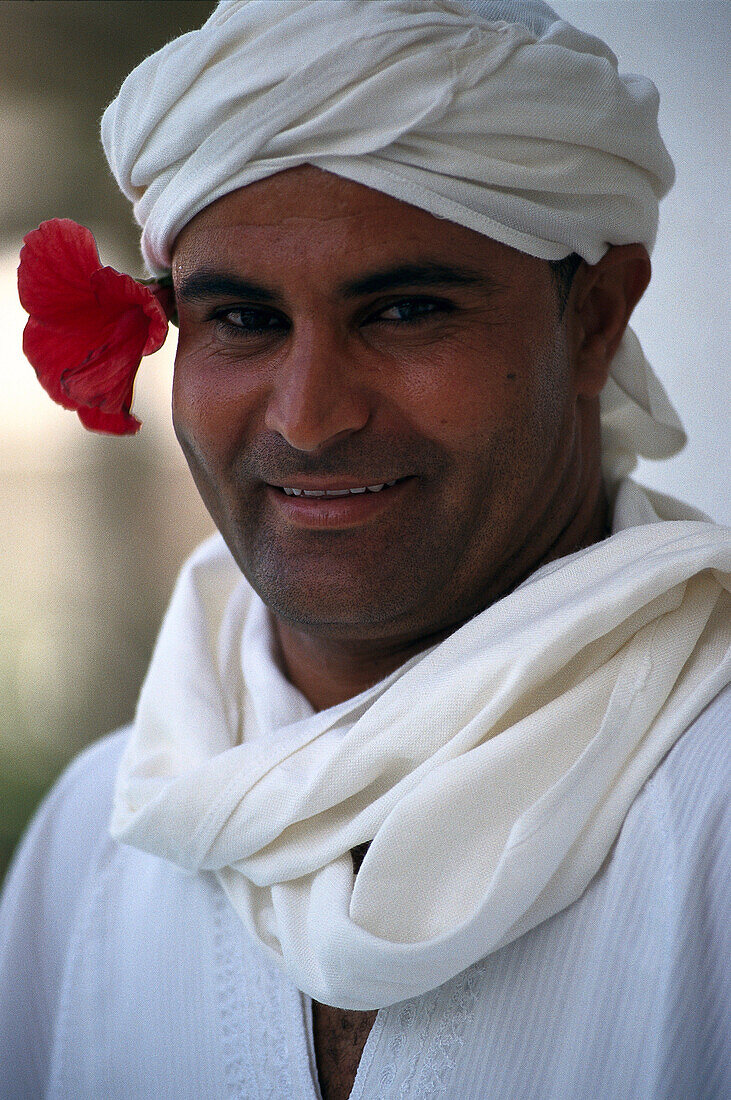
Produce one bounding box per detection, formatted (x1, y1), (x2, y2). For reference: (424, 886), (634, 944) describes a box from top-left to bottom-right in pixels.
(339, 262), (498, 298)
(175, 262), (500, 305)
(175, 270), (281, 305)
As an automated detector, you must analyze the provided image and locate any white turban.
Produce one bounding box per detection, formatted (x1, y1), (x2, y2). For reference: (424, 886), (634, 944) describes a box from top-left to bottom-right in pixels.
(101, 0), (686, 484)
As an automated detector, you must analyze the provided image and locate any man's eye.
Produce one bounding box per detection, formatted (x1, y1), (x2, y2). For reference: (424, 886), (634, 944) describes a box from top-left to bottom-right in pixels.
(373, 298), (452, 324)
(212, 306), (287, 335)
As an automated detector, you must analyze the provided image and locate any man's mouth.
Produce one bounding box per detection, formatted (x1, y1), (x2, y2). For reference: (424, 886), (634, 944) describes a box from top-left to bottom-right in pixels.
(278, 481), (398, 497)
(265, 477), (412, 528)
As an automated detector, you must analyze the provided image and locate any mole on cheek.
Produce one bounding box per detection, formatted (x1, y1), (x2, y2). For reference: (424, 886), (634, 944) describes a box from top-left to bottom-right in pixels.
(506, 373), (517, 380)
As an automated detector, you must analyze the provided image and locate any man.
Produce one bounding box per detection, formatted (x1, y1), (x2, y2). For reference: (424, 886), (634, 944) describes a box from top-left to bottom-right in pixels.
(1, 2), (729, 1098)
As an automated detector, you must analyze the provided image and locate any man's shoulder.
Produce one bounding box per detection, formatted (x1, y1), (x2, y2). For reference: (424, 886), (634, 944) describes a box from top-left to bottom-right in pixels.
(628, 683), (729, 869)
(654, 683), (729, 806)
(3, 727), (130, 905)
(38, 726), (128, 839)
(0, 729), (132, 1036)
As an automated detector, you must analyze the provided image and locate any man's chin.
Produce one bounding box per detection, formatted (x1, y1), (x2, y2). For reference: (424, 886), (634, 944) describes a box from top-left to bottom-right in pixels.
(218, 506), (472, 638)
(247, 569), (420, 635)
(234, 546), (448, 639)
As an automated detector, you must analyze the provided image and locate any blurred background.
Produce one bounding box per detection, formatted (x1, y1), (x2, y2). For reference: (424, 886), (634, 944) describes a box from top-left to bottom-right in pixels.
(1, 1), (729, 881)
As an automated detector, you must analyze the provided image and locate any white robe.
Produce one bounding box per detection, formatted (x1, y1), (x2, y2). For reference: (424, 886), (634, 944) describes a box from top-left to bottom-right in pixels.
(1, 685), (728, 1099)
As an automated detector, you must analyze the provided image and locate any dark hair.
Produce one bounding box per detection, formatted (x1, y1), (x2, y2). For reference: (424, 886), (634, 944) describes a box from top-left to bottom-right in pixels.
(548, 252), (582, 316)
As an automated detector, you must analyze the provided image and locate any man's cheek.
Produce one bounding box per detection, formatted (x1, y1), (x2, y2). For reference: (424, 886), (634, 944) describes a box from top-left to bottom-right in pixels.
(173, 362), (240, 453)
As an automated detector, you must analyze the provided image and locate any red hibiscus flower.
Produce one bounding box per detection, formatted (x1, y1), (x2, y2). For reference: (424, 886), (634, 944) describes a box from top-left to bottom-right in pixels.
(17, 218), (175, 435)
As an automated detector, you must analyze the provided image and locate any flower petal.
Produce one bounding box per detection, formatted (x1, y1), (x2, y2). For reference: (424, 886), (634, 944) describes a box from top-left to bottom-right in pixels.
(91, 267), (170, 355)
(60, 308), (147, 413)
(77, 404), (141, 436)
(22, 317), (95, 410)
(18, 218), (173, 436)
(22, 295), (123, 399)
(17, 219), (102, 325)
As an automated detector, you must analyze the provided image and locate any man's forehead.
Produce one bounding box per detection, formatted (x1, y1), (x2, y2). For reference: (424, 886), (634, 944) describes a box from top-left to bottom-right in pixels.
(172, 167), (533, 289)
(175, 167), (401, 242)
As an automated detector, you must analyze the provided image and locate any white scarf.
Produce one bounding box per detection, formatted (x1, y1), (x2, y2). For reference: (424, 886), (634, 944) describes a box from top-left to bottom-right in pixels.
(111, 480), (731, 1009)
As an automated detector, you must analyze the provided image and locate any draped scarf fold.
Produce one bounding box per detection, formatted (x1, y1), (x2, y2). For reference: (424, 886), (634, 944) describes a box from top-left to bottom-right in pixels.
(111, 480), (731, 1009)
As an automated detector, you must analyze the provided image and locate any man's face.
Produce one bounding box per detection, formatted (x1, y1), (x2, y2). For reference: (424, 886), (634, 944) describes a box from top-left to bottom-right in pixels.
(172, 167), (582, 643)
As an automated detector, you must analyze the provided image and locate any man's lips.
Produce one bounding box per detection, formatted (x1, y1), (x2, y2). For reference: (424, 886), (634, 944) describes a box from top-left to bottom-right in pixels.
(264, 477), (413, 528)
(265, 476), (404, 494)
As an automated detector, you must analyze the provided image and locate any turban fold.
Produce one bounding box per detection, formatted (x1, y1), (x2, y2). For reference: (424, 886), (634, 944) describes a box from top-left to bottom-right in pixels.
(101, 0), (685, 483)
(103, 0), (675, 274)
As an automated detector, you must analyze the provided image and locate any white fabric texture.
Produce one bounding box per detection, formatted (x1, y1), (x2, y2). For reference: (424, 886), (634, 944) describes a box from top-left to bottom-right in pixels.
(2, 668), (729, 1098)
(110, 480), (731, 1010)
(102, 0), (674, 273)
(100, 0), (684, 490)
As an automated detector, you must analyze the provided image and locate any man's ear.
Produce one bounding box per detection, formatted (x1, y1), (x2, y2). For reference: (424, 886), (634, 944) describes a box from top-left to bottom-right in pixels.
(568, 244), (651, 398)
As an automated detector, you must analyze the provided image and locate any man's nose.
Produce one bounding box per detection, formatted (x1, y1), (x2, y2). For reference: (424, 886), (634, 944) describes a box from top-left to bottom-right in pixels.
(264, 326), (371, 452)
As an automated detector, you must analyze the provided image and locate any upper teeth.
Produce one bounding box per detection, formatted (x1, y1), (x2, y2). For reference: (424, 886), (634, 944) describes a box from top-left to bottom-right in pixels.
(282, 481), (397, 497)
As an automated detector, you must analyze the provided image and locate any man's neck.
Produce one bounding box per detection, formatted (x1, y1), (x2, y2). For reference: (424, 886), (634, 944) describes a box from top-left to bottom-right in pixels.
(273, 482), (610, 713)
(273, 618), (455, 712)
